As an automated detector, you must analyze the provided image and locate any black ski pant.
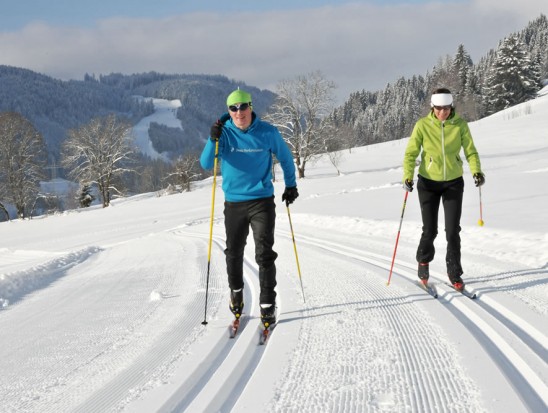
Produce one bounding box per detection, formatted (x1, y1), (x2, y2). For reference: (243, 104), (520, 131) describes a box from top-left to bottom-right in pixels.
(416, 175), (464, 280)
(224, 196), (278, 305)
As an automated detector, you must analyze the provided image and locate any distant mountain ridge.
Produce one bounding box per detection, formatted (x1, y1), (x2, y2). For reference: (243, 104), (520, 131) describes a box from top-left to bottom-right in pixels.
(0, 66), (276, 174)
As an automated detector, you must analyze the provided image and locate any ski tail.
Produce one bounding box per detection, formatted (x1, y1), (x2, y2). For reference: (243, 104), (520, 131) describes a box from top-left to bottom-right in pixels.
(417, 280), (438, 298)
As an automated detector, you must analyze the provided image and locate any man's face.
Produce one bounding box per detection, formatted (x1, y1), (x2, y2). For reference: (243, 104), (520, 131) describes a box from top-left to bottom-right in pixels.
(228, 102), (252, 130)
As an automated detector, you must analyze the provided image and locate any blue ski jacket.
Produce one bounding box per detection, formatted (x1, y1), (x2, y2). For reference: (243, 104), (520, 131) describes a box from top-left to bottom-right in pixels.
(200, 113), (297, 202)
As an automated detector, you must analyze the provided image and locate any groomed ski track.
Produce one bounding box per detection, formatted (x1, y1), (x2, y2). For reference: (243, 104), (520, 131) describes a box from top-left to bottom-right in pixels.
(129, 223), (547, 413)
(153, 234), (271, 413)
(1, 218), (546, 413)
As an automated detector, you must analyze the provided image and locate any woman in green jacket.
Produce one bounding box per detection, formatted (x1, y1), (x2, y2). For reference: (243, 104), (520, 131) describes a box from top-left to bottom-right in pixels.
(402, 88), (485, 292)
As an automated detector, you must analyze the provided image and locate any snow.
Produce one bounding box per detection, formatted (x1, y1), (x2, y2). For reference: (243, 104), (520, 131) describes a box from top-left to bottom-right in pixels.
(1, 89), (548, 413)
(131, 97), (183, 161)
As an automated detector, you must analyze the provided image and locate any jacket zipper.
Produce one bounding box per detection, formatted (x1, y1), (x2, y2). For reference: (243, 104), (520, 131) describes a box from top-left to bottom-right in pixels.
(441, 121), (446, 180)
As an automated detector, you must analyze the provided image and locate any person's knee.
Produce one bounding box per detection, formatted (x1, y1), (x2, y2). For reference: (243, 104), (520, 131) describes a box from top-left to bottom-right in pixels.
(255, 249), (278, 267)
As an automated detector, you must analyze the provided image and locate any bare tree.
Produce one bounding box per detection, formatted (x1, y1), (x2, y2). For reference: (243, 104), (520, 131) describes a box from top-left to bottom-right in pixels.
(327, 150), (344, 176)
(0, 112), (46, 219)
(166, 153), (202, 192)
(264, 71), (337, 178)
(62, 114), (135, 207)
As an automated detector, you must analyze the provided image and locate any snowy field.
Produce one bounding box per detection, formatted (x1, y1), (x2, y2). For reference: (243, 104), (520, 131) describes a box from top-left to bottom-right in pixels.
(1, 89), (547, 412)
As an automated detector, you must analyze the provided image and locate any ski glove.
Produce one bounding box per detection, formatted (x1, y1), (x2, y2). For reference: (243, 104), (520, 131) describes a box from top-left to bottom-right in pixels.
(210, 120), (223, 142)
(403, 179), (414, 192)
(473, 173), (485, 187)
(282, 186), (299, 205)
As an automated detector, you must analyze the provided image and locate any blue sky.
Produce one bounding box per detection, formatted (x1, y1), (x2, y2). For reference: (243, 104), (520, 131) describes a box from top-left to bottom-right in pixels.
(0, 0), (545, 103)
(1, 0), (445, 29)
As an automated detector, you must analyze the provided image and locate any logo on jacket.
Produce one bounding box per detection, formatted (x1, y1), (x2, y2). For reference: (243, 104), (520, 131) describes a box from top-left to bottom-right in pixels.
(234, 148), (263, 153)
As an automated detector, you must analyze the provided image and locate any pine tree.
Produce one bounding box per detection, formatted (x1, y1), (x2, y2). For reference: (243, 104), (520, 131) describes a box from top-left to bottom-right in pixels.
(453, 44), (473, 98)
(519, 14), (548, 80)
(78, 184), (95, 208)
(484, 35), (542, 113)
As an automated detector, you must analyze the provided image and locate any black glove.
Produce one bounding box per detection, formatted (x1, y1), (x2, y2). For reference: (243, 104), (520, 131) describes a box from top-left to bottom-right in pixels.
(282, 186), (299, 205)
(210, 120), (223, 142)
(403, 179), (414, 192)
(473, 173), (485, 187)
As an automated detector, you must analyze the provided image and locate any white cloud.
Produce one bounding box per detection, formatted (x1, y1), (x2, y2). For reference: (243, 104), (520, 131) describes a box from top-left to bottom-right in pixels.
(0, 1), (545, 103)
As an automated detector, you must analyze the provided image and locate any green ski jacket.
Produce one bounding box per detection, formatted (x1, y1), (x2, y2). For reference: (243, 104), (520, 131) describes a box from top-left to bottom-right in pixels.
(403, 111), (482, 182)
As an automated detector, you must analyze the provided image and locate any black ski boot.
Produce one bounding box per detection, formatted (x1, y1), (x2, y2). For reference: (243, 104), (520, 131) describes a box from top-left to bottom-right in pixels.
(229, 289), (244, 318)
(449, 275), (465, 292)
(418, 262), (429, 285)
(260, 303), (276, 328)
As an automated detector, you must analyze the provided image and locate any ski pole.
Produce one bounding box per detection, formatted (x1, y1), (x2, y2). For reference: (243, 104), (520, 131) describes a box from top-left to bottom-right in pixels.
(477, 186), (484, 226)
(286, 201), (306, 303)
(202, 140), (219, 325)
(387, 190), (409, 286)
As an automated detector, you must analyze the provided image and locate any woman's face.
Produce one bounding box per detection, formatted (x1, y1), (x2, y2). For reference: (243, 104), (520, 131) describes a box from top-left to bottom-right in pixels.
(433, 105), (452, 121)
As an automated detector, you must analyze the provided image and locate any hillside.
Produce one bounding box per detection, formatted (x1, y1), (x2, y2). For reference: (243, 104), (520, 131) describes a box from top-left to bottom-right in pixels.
(0, 66), (275, 169)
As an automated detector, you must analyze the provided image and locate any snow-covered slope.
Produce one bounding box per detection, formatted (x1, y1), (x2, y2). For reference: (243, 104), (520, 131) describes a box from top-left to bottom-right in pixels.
(132, 97), (183, 161)
(1, 90), (547, 412)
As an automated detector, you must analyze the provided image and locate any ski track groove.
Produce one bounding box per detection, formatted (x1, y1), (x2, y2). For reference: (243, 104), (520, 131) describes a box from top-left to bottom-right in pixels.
(277, 229), (547, 412)
(363, 267), (458, 412)
(254, 239), (426, 410)
(280, 229), (547, 359)
(153, 230), (273, 413)
(265, 242), (473, 412)
(68, 237), (202, 411)
(71, 235), (217, 413)
(0, 233), (229, 413)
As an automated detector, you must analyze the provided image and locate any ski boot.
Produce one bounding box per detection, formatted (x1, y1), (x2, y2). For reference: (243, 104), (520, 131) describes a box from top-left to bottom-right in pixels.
(259, 303), (276, 345)
(418, 262), (429, 285)
(228, 289), (244, 338)
(449, 275), (465, 292)
(229, 288), (244, 319)
(260, 303), (276, 328)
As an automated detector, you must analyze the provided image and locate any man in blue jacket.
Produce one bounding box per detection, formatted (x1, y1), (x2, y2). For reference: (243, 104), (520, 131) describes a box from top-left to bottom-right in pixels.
(200, 89), (298, 327)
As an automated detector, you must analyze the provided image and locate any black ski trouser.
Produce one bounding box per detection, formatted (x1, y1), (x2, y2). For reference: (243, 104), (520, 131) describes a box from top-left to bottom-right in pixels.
(416, 175), (464, 279)
(224, 196), (278, 305)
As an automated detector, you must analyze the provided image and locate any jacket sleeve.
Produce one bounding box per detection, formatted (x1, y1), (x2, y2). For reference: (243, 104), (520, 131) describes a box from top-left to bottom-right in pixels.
(200, 138), (217, 170)
(403, 121), (423, 182)
(461, 123), (482, 175)
(272, 130), (297, 187)
(200, 113), (230, 170)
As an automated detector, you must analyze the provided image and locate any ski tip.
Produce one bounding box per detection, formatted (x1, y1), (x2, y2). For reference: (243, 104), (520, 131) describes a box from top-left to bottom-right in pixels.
(259, 323), (276, 345)
(228, 318), (241, 338)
